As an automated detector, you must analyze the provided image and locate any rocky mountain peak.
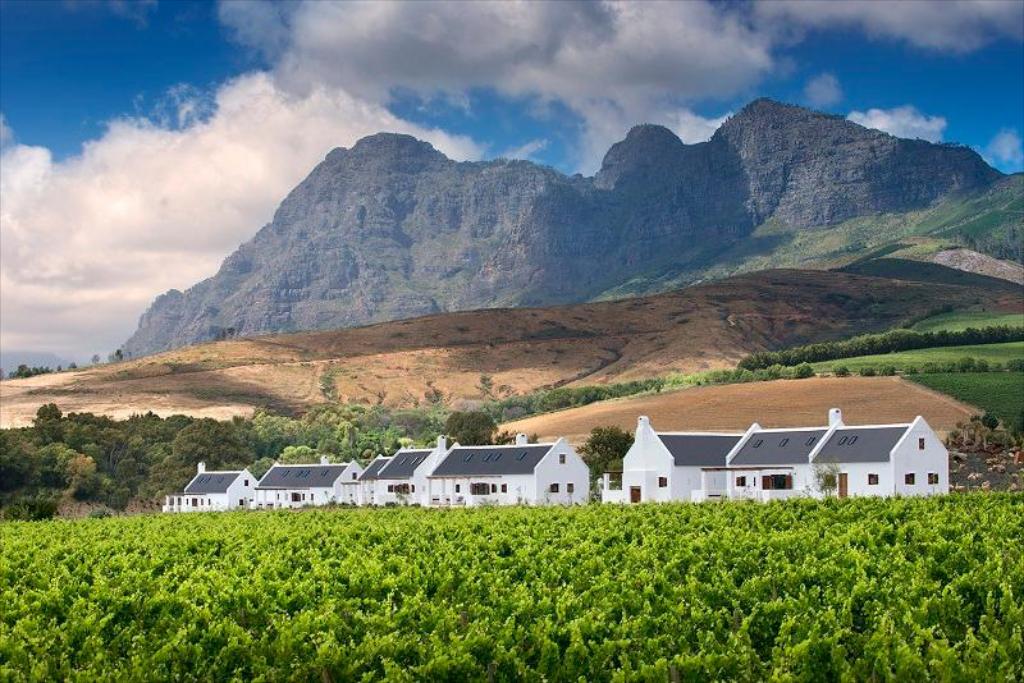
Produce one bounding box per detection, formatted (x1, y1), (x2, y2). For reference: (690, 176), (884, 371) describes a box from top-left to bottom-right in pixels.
(595, 124), (685, 190)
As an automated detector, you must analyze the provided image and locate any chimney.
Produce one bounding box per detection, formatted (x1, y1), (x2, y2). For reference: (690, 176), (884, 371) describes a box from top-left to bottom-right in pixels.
(197, 462), (206, 474)
(437, 434), (448, 451)
(320, 455), (329, 465)
(515, 433), (528, 445)
(637, 415), (651, 432)
(828, 408), (843, 427)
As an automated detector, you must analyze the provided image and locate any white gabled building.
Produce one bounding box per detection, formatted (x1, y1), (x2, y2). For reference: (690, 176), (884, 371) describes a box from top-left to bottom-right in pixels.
(357, 455), (393, 506)
(163, 463), (255, 512)
(426, 433), (589, 507)
(601, 416), (743, 503)
(603, 409), (949, 503)
(372, 437), (453, 506)
(251, 457), (363, 509)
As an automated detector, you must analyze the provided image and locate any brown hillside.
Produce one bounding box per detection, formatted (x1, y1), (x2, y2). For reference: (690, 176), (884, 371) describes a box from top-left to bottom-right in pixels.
(0, 269), (1011, 427)
(502, 377), (976, 444)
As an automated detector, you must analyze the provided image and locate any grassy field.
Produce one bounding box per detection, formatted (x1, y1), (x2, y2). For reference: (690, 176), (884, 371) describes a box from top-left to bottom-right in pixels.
(2, 496), (1022, 680)
(911, 310), (1024, 333)
(909, 372), (1024, 426)
(811, 341), (1024, 373)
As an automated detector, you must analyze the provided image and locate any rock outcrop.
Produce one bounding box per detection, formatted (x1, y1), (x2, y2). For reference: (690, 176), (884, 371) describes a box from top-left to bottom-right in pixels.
(124, 99), (1001, 356)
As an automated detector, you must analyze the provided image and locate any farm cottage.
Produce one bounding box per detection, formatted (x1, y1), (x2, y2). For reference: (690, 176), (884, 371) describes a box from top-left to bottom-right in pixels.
(603, 408), (948, 503)
(251, 457), (363, 509)
(370, 437), (453, 506)
(426, 433), (589, 507)
(163, 463), (255, 512)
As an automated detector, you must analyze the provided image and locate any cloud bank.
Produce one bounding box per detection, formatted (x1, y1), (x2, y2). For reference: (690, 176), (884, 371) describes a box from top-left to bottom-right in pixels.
(847, 106), (948, 142)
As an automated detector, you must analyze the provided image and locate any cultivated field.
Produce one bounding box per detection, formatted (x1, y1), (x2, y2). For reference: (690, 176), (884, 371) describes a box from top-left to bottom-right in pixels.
(2, 269), (1004, 427)
(911, 310), (1024, 332)
(910, 372), (1024, 426)
(810, 341), (1023, 373)
(502, 376), (976, 443)
(2, 496), (1021, 681)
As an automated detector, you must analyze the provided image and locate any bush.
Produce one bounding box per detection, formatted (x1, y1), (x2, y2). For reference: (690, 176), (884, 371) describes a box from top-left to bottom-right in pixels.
(975, 359), (990, 372)
(880, 365), (897, 376)
(957, 357), (977, 373)
(859, 367), (877, 377)
(793, 363), (815, 379)
(833, 366), (850, 377)
(1006, 358), (1024, 372)
(981, 412), (1000, 430)
(89, 509), (113, 519)
(904, 365), (919, 375)
(922, 362), (942, 373)
(3, 495), (59, 521)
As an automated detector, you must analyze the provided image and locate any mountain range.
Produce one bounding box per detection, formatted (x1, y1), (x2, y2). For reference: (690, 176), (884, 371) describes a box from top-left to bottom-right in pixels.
(124, 98), (1014, 357)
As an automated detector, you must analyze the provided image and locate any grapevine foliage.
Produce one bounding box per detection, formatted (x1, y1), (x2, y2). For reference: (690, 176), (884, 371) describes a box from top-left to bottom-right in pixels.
(1, 495), (1022, 681)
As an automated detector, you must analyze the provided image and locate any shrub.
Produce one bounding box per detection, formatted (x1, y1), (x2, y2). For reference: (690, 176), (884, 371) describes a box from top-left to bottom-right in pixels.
(793, 363), (815, 379)
(1006, 358), (1024, 372)
(957, 357), (977, 373)
(880, 365), (897, 376)
(975, 359), (990, 372)
(833, 366), (850, 377)
(859, 367), (877, 377)
(904, 365), (919, 375)
(981, 412), (1000, 430)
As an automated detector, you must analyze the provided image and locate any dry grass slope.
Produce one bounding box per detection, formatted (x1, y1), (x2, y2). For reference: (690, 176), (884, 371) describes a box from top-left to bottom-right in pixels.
(1, 269), (1013, 427)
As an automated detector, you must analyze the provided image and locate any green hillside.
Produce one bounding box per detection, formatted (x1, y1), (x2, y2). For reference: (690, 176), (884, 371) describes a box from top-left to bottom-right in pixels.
(600, 175), (1024, 299)
(912, 310), (1024, 333)
(811, 341), (1023, 373)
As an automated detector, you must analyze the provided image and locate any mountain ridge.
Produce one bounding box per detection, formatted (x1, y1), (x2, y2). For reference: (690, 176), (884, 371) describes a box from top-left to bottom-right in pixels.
(124, 98), (1004, 357)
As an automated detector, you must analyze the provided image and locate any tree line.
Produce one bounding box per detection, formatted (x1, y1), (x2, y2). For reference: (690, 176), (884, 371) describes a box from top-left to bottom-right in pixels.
(738, 325), (1024, 370)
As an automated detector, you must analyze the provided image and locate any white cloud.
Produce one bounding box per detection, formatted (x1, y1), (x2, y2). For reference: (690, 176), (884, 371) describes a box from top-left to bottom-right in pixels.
(756, 0), (1023, 53)
(803, 73), (842, 108)
(847, 106), (947, 142)
(0, 73), (482, 358)
(501, 139), (548, 161)
(984, 128), (1024, 171)
(670, 110), (731, 144)
(0, 113), (11, 149)
(219, 1), (776, 172)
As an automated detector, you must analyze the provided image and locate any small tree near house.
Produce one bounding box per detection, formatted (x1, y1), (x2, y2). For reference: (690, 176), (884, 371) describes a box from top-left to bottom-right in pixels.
(813, 461), (841, 497)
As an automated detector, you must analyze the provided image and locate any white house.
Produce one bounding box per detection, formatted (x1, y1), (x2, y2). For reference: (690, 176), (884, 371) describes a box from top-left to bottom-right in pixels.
(603, 409), (948, 503)
(601, 416), (743, 503)
(426, 434), (589, 507)
(372, 437), (453, 506)
(163, 463), (255, 512)
(251, 457), (363, 509)
(357, 455), (393, 506)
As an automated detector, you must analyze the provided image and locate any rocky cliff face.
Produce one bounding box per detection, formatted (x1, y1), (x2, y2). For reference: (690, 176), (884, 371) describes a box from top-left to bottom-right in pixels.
(124, 99), (1001, 356)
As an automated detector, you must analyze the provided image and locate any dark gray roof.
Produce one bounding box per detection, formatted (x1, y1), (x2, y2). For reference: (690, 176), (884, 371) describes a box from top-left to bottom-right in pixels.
(184, 471), (243, 494)
(730, 429), (827, 466)
(430, 445), (553, 477)
(658, 434), (743, 467)
(378, 449), (431, 479)
(359, 457), (393, 481)
(257, 464), (347, 489)
(813, 426), (910, 463)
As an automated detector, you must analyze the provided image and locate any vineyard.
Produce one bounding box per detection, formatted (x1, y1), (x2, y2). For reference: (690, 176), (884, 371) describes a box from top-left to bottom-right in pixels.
(2, 496), (1022, 681)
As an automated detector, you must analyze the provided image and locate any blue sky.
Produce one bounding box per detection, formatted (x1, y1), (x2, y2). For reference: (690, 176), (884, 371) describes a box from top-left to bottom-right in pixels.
(0, 0), (1022, 359)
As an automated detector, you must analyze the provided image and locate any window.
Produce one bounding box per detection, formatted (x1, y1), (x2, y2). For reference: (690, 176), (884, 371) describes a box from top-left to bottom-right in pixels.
(470, 483), (490, 495)
(849, 436), (858, 445)
(918, 437), (925, 450)
(177, 497), (182, 505)
(549, 483), (560, 493)
(501, 484), (507, 493)
(868, 473), (879, 485)
(394, 484), (411, 494)
(559, 453), (566, 464)
(387, 484), (395, 493)
(568, 483), (575, 494)
(658, 477), (668, 488)
(491, 483), (497, 493)
(905, 473), (916, 485)
(244, 479), (249, 486)
(753, 439), (763, 448)
(928, 472), (939, 485)
(192, 498), (198, 507)
(736, 476), (747, 487)
(805, 437), (816, 446)
(352, 473), (357, 480)
(455, 484), (461, 493)
(761, 474), (792, 490)
(779, 438), (789, 447)
(838, 436), (848, 445)
(411, 484), (416, 493)
(239, 499), (245, 507)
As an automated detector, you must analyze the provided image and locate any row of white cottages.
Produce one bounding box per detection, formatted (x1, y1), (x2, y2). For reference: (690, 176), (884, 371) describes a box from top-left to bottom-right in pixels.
(162, 409), (949, 512)
(163, 434), (590, 512)
(601, 409), (949, 503)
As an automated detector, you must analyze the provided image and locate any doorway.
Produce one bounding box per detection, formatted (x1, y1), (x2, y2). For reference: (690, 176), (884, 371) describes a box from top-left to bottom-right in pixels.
(629, 487), (642, 503)
(838, 473), (848, 499)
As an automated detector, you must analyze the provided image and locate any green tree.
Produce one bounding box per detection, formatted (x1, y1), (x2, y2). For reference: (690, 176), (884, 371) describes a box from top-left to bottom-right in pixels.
(445, 411), (497, 445)
(578, 426), (634, 489)
(171, 419), (248, 470)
